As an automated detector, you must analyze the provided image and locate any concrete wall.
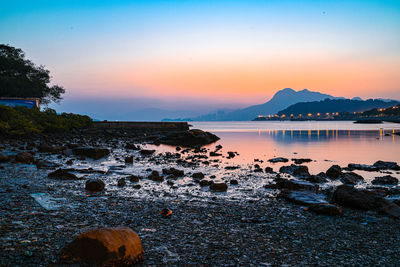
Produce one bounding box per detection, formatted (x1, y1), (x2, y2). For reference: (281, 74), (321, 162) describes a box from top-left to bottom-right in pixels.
(93, 121), (189, 131)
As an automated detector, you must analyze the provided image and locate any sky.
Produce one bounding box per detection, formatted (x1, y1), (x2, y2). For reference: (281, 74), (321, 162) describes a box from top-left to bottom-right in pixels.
(1, 0), (400, 119)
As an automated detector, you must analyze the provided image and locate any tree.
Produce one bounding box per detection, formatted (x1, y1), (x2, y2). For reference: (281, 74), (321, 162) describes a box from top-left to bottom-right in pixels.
(0, 44), (65, 105)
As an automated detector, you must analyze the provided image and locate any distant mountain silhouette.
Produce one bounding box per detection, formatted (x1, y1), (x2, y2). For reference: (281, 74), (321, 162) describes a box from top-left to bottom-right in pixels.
(277, 99), (400, 116)
(186, 88), (341, 121)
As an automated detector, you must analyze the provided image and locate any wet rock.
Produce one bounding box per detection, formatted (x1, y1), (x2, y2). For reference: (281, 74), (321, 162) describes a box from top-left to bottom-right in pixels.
(268, 157), (289, 163)
(85, 179), (105, 192)
(140, 149), (155, 156)
(73, 147), (110, 160)
(192, 172), (205, 179)
(35, 160), (60, 169)
(225, 166), (240, 170)
(372, 175), (399, 185)
(162, 168), (184, 177)
(279, 164), (310, 178)
(265, 167), (274, 173)
(292, 158), (312, 164)
(0, 153), (9, 163)
(128, 175), (141, 182)
(125, 143), (140, 150)
(60, 227), (143, 265)
(210, 181), (228, 192)
(276, 178), (318, 192)
(117, 178), (126, 187)
(210, 151), (222, 157)
(230, 179), (238, 185)
(15, 152), (34, 163)
(373, 160), (400, 170)
(199, 179), (212, 187)
(48, 169), (79, 180)
(156, 129), (220, 147)
(307, 172), (329, 183)
(38, 143), (61, 153)
(333, 185), (400, 218)
(66, 159), (73, 165)
(133, 184), (141, 189)
(309, 204), (343, 216)
(227, 151), (236, 159)
(125, 156), (134, 163)
(148, 171), (164, 182)
(326, 165), (342, 179)
(253, 164), (263, 172)
(347, 163), (379, 172)
(340, 172), (364, 185)
(279, 190), (327, 206)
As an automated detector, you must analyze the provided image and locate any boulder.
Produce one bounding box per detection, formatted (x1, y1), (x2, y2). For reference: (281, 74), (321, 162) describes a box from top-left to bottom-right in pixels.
(279, 164), (310, 178)
(73, 147), (110, 160)
(275, 178), (318, 192)
(117, 178), (126, 187)
(0, 153), (9, 163)
(156, 129), (220, 147)
(60, 227), (143, 265)
(192, 172), (205, 179)
(128, 175), (141, 182)
(268, 157), (289, 163)
(265, 167), (274, 173)
(48, 169), (79, 180)
(372, 175), (399, 185)
(326, 165), (342, 179)
(148, 171), (164, 182)
(15, 152), (34, 163)
(347, 163), (379, 172)
(292, 158), (312, 164)
(340, 172), (364, 185)
(373, 161), (400, 170)
(140, 149), (155, 156)
(307, 172), (329, 183)
(85, 179), (105, 192)
(162, 168), (184, 177)
(210, 181), (228, 192)
(199, 179), (212, 187)
(333, 185), (400, 218)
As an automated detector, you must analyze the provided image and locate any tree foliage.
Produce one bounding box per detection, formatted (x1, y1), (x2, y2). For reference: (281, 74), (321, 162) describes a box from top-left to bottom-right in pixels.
(0, 44), (65, 105)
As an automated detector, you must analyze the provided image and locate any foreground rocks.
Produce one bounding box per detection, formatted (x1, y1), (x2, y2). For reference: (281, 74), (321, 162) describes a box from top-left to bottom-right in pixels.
(156, 129), (220, 147)
(60, 227), (144, 265)
(333, 185), (400, 218)
(73, 147), (110, 160)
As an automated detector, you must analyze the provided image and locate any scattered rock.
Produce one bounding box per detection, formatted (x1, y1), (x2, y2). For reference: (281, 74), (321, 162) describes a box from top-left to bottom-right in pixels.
(326, 165), (342, 179)
(35, 159), (60, 169)
(210, 181), (228, 192)
(148, 171), (164, 182)
(162, 168), (184, 177)
(268, 157), (289, 163)
(156, 129), (220, 147)
(373, 161), (400, 170)
(340, 172), (364, 185)
(265, 167), (274, 173)
(15, 152), (34, 163)
(125, 156), (134, 163)
(309, 204), (343, 216)
(210, 151), (222, 157)
(199, 179), (212, 187)
(279, 190), (327, 206)
(125, 143), (140, 150)
(230, 179), (238, 185)
(192, 172), (205, 179)
(307, 172), (329, 183)
(347, 163), (379, 172)
(276, 178), (318, 192)
(279, 164), (310, 178)
(85, 179), (105, 192)
(0, 153), (9, 163)
(128, 175), (141, 182)
(60, 227), (143, 265)
(227, 152), (236, 159)
(48, 169), (79, 180)
(333, 185), (400, 218)
(73, 147), (110, 160)
(292, 158), (312, 164)
(372, 175), (399, 185)
(140, 149), (155, 156)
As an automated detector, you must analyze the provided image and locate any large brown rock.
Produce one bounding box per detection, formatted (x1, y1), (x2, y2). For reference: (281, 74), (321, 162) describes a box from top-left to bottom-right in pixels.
(15, 152), (34, 163)
(73, 147), (110, 160)
(156, 129), (220, 147)
(60, 227), (144, 265)
(333, 185), (400, 218)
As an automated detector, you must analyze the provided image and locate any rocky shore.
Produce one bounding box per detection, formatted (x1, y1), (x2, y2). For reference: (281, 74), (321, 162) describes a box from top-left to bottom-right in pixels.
(1, 128), (400, 266)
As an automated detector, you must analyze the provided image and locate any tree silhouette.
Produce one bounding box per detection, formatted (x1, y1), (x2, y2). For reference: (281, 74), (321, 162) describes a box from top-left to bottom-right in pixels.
(0, 44), (65, 105)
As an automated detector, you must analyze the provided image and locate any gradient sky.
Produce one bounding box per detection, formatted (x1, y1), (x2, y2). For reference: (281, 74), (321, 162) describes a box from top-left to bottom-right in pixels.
(1, 0), (400, 115)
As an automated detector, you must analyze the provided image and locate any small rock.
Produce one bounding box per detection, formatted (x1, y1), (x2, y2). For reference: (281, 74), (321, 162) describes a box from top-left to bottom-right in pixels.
(125, 156), (134, 163)
(326, 165), (342, 179)
(117, 178), (126, 187)
(48, 169), (79, 180)
(372, 175), (399, 185)
(15, 152), (34, 163)
(192, 172), (205, 179)
(340, 172), (364, 185)
(268, 157), (289, 163)
(85, 179), (105, 192)
(210, 181), (228, 192)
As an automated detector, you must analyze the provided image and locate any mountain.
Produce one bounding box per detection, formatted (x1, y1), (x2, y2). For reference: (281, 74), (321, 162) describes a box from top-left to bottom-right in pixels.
(277, 99), (400, 116)
(188, 88), (340, 121)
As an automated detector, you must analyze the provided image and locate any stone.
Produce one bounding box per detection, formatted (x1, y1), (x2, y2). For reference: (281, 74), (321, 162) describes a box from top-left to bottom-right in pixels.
(309, 204), (343, 216)
(307, 172), (329, 183)
(210, 181), (228, 192)
(373, 160), (400, 170)
(0, 153), (9, 163)
(268, 157), (289, 163)
(192, 172), (205, 179)
(73, 147), (110, 160)
(279, 164), (310, 178)
(371, 175), (399, 185)
(162, 168), (184, 177)
(326, 165), (342, 179)
(275, 178), (318, 192)
(340, 172), (364, 185)
(48, 169), (79, 180)
(140, 149), (155, 156)
(117, 178), (126, 187)
(38, 143), (61, 153)
(148, 171), (164, 182)
(333, 185), (400, 218)
(85, 179), (105, 192)
(199, 179), (212, 187)
(347, 163), (379, 172)
(230, 179), (239, 185)
(156, 129), (220, 147)
(128, 175), (141, 182)
(125, 143), (140, 150)
(279, 190), (327, 206)
(292, 158), (313, 164)
(35, 160), (60, 169)
(60, 227), (144, 265)
(265, 167), (274, 173)
(15, 152), (34, 163)
(125, 156), (134, 163)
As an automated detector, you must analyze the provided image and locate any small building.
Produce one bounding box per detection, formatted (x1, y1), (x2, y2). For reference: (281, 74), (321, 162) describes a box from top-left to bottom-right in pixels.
(0, 97), (40, 108)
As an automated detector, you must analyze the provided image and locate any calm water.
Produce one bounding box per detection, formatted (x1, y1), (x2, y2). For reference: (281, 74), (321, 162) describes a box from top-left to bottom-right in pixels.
(190, 121), (400, 179)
